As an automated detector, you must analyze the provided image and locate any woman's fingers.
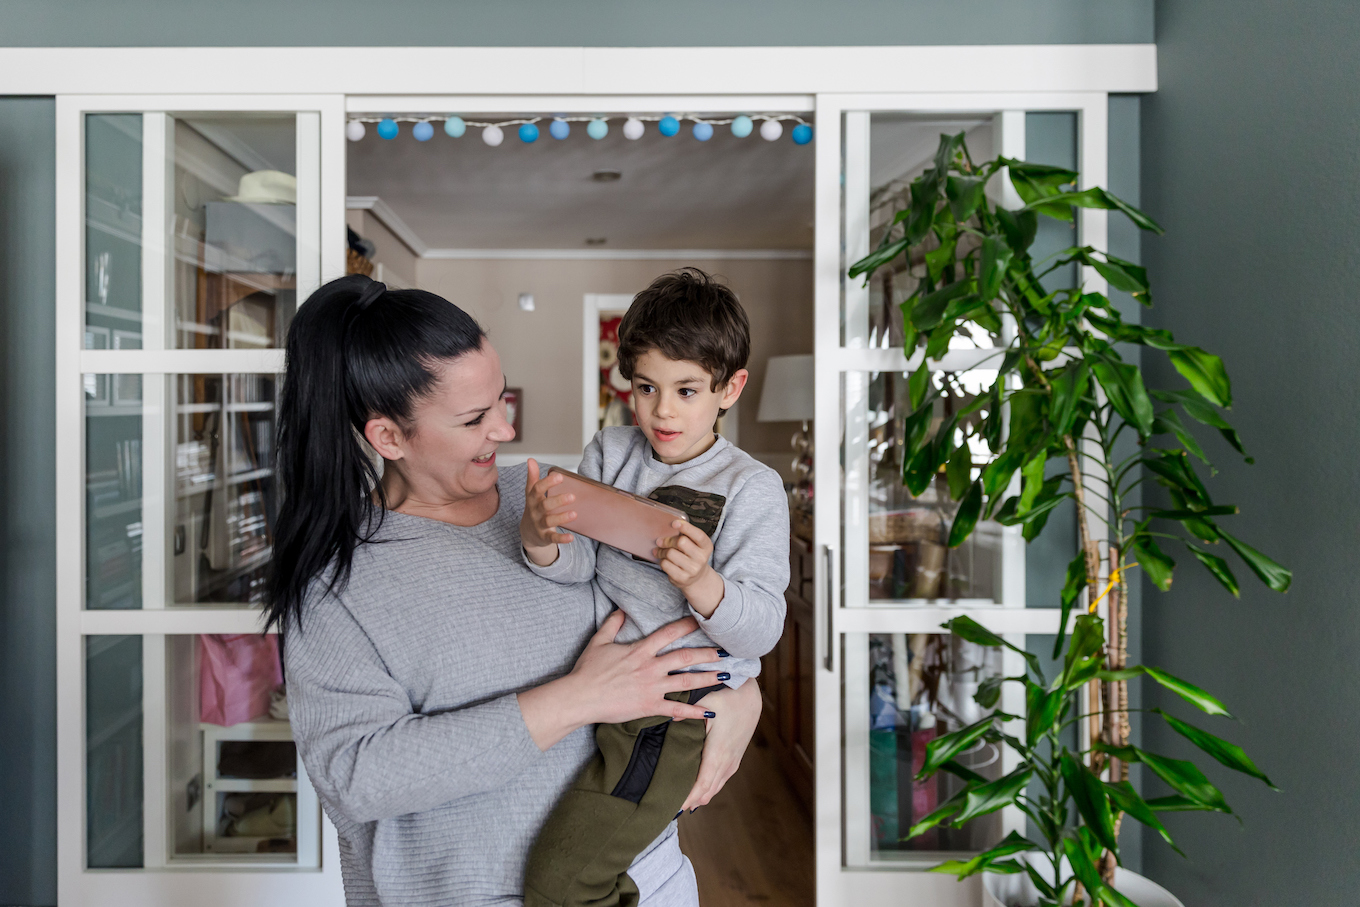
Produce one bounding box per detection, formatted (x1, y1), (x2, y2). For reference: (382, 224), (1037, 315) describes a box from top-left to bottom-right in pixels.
(680, 681), (760, 810)
(656, 646), (721, 675)
(592, 609), (626, 645)
(640, 616), (700, 655)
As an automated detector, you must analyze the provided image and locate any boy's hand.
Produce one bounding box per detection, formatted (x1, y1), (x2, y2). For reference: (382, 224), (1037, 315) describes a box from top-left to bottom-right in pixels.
(655, 520), (725, 617)
(521, 459), (577, 567)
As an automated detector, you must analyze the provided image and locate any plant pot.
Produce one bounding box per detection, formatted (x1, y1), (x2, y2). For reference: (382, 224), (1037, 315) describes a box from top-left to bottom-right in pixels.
(982, 862), (1184, 907)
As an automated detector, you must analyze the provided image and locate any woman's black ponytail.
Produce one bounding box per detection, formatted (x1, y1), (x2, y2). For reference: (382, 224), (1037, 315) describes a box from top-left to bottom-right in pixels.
(264, 275), (485, 636)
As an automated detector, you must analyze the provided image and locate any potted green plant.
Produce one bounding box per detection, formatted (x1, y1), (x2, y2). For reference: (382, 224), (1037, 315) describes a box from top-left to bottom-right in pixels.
(848, 133), (1290, 907)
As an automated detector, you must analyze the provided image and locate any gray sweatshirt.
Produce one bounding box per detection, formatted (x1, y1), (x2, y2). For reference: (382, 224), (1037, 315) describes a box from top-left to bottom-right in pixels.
(284, 466), (697, 907)
(528, 427), (790, 685)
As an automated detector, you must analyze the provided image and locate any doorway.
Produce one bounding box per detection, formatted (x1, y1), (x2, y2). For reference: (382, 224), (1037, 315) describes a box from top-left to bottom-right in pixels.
(345, 102), (818, 906)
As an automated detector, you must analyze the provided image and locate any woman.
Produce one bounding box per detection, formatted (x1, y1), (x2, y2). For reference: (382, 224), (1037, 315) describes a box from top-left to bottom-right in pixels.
(265, 275), (762, 907)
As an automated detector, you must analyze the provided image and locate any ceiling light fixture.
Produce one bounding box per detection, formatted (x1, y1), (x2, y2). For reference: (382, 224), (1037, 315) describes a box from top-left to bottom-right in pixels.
(585, 237), (608, 246)
(592, 170), (622, 182)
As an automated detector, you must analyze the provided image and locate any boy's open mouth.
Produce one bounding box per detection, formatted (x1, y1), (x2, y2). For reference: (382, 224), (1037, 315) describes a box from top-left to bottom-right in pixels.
(653, 429), (682, 442)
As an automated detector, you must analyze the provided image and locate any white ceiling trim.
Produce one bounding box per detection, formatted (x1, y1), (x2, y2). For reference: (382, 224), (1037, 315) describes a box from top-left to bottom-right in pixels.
(346, 195), (428, 257)
(422, 248), (813, 261)
(3, 45), (1157, 95)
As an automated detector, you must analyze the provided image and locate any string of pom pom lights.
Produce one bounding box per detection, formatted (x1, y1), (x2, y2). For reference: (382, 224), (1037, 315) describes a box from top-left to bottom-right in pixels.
(345, 113), (813, 145)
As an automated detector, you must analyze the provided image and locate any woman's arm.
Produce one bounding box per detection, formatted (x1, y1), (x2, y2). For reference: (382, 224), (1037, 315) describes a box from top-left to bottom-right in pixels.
(679, 679), (762, 811)
(287, 602), (721, 824)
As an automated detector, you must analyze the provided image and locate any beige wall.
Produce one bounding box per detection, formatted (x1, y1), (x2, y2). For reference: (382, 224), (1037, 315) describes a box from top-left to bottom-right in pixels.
(415, 257), (813, 468)
(346, 209), (420, 288)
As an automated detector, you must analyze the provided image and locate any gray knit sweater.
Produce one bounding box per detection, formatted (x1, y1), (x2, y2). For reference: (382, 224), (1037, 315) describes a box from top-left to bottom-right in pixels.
(284, 464), (696, 906)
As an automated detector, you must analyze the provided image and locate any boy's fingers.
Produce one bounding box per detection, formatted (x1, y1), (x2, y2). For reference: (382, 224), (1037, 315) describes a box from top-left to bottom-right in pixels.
(553, 532), (574, 544)
(526, 458), (540, 486)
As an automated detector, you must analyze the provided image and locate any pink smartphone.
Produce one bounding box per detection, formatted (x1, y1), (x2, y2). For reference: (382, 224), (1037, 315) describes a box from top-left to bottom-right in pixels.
(545, 467), (688, 562)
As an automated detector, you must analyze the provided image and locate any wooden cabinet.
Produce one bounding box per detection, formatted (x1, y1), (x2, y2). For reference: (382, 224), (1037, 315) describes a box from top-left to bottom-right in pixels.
(758, 535), (817, 814)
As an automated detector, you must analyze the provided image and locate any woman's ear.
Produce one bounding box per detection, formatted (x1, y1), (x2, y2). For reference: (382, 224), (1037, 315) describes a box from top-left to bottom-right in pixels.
(719, 369), (749, 410)
(364, 416), (407, 461)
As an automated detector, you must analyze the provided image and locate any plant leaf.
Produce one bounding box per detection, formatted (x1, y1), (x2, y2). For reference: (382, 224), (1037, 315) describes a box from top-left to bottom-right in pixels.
(1107, 744), (1233, 813)
(1054, 552), (1089, 659)
(978, 234), (1014, 300)
(952, 768), (1033, 825)
(1156, 710), (1277, 789)
(1152, 408), (1210, 466)
(912, 279), (974, 331)
(1134, 536), (1176, 592)
(905, 789), (966, 838)
(1060, 752), (1119, 855)
(1029, 187), (1164, 234)
(1220, 530), (1292, 592)
(1026, 683), (1065, 748)
(928, 830), (1037, 878)
(947, 174), (987, 222)
(1189, 547), (1240, 597)
(947, 443), (973, 500)
(909, 362), (931, 410)
(975, 673), (1005, 710)
(1168, 346), (1233, 409)
(1146, 794), (1218, 812)
(947, 480), (983, 548)
(1140, 665), (1233, 716)
(1155, 388), (1253, 462)
(917, 716), (995, 778)
(1060, 614), (1106, 691)
(995, 205), (1038, 252)
(848, 235), (910, 280)
(1091, 356), (1155, 438)
(1105, 780), (1182, 855)
(944, 615), (1044, 680)
(1049, 362), (1090, 436)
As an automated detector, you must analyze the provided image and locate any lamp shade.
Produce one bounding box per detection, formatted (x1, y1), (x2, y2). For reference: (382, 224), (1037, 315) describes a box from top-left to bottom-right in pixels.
(757, 354), (815, 422)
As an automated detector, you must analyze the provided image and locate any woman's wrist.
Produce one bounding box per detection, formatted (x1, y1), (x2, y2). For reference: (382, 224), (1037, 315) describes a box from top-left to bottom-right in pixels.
(516, 672), (588, 751)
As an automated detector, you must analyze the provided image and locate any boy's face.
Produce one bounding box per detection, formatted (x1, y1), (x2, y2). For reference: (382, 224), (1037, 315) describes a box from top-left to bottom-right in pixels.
(630, 349), (748, 465)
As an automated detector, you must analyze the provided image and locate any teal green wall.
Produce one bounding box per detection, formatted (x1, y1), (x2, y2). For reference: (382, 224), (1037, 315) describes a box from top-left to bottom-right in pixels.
(1139, 1), (1359, 901)
(0, 97), (58, 907)
(3, 0), (1152, 46)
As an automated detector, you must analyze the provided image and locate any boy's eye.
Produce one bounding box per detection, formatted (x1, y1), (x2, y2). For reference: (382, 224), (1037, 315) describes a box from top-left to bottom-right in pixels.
(678, 388), (696, 398)
(637, 384), (656, 395)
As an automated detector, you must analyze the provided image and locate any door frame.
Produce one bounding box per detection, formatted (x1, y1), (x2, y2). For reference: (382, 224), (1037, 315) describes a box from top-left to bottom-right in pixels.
(36, 44), (1155, 907)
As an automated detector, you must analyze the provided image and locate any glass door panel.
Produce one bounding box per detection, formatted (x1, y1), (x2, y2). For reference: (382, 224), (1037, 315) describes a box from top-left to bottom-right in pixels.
(86, 375), (144, 610)
(175, 373), (279, 606)
(171, 115), (300, 350)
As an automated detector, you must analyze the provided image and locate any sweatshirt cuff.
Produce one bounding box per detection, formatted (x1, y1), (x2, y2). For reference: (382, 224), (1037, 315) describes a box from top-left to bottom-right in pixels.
(690, 575), (746, 641)
(522, 543), (577, 582)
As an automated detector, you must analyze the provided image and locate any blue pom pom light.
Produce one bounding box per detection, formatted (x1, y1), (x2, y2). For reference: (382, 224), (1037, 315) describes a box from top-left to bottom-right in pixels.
(792, 123), (814, 145)
(412, 121), (434, 142)
(730, 115), (753, 138)
(658, 116), (680, 137)
(444, 116), (466, 138)
(519, 123), (540, 143)
(377, 118), (399, 140)
(586, 118), (609, 140)
(692, 122), (714, 141)
(549, 119), (570, 140)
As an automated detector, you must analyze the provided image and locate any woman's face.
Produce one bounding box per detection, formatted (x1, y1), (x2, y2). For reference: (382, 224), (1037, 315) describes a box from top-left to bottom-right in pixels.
(366, 340), (516, 507)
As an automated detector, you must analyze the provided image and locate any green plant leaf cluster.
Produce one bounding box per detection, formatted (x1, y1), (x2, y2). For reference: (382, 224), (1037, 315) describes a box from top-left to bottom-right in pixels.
(851, 134), (1290, 903)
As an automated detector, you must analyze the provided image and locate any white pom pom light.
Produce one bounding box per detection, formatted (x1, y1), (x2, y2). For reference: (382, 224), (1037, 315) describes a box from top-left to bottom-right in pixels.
(760, 119), (784, 141)
(623, 117), (645, 140)
(482, 125), (504, 147)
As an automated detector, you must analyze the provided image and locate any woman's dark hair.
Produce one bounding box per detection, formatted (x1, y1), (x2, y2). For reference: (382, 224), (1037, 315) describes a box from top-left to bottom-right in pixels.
(263, 275), (485, 635)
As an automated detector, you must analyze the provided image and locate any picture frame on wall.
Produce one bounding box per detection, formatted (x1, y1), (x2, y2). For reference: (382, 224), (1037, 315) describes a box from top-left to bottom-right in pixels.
(504, 387), (522, 439)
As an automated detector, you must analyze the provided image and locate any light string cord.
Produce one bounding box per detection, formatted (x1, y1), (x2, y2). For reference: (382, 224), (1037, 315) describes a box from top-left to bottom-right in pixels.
(348, 112), (812, 128)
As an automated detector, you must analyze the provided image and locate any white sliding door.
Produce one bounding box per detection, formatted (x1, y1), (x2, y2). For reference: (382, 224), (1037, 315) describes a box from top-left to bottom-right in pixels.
(811, 92), (1110, 907)
(56, 93), (347, 906)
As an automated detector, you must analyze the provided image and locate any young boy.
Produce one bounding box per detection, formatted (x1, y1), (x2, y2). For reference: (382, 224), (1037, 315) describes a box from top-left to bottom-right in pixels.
(519, 268), (789, 907)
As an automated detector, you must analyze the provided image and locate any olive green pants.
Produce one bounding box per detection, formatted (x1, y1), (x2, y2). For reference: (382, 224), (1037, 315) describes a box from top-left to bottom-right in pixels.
(523, 689), (717, 907)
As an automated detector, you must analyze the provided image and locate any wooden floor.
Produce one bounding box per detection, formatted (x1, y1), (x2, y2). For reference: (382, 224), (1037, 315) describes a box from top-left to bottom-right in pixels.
(677, 734), (815, 907)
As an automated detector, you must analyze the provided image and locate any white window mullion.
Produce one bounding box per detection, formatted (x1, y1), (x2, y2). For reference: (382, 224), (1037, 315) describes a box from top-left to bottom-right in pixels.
(295, 111), (322, 300)
(80, 349), (286, 374)
(142, 635), (168, 868)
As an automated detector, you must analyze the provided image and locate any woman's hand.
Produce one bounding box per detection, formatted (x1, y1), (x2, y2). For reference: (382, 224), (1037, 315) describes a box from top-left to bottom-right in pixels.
(680, 679), (762, 811)
(520, 459), (577, 567)
(517, 611), (722, 751)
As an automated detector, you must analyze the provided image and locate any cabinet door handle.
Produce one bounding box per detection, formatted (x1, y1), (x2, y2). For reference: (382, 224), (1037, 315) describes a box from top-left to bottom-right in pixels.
(823, 544), (835, 672)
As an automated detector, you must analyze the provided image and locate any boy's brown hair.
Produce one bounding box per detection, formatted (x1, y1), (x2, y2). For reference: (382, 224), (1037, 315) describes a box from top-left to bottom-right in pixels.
(617, 268), (750, 391)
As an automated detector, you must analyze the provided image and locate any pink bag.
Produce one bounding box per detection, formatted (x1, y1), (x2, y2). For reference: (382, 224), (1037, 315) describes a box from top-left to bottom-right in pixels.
(199, 634), (283, 726)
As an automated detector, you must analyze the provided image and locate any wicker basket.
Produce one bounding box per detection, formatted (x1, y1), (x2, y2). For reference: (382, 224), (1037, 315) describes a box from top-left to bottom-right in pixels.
(346, 248), (374, 277)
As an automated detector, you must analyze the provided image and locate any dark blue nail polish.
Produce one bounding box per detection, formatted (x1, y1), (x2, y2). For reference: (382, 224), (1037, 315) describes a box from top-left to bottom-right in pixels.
(717, 649), (730, 657)
(717, 672), (731, 681)
(704, 710), (716, 719)
(674, 810), (684, 820)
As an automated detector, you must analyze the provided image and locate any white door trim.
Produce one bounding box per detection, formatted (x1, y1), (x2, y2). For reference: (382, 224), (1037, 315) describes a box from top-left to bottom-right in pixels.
(583, 294), (636, 451)
(3, 45), (1154, 95)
